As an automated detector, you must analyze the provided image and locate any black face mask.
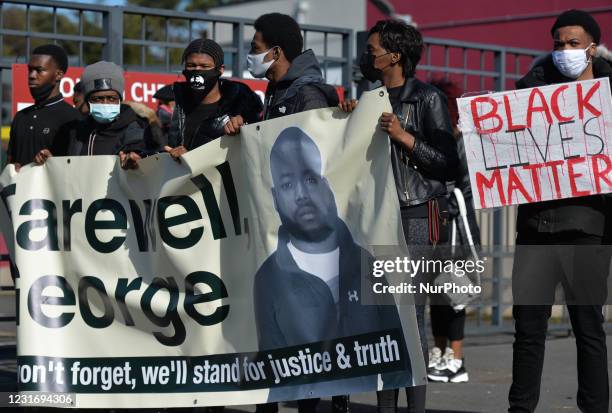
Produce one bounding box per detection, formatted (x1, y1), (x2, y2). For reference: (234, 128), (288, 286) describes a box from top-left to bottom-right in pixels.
(29, 83), (55, 102)
(182, 68), (221, 99)
(359, 52), (383, 83)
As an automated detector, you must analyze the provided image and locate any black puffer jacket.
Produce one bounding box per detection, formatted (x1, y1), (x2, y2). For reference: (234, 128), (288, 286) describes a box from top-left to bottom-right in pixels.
(391, 78), (458, 207)
(263, 49), (339, 119)
(516, 56), (612, 236)
(58, 104), (160, 156)
(168, 78), (263, 149)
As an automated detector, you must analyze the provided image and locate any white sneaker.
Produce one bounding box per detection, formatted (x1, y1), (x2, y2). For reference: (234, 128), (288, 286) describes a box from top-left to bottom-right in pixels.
(427, 349), (469, 383)
(428, 347), (442, 370)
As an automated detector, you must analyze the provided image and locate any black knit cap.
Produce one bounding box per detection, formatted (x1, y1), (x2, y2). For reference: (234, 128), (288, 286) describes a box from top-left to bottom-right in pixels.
(31, 44), (69, 72)
(181, 38), (224, 67)
(551, 9), (601, 44)
(153, 84), (174, 102)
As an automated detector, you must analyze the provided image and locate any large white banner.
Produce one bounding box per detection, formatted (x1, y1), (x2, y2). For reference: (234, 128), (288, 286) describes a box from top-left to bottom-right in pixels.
(458, 78), (612, 209)
(0, 88), (425, 408)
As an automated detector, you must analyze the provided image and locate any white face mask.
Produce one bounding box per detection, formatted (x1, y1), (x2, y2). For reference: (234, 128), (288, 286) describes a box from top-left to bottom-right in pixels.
(247, 48), (275, 78)
(552, 44), (593, 79)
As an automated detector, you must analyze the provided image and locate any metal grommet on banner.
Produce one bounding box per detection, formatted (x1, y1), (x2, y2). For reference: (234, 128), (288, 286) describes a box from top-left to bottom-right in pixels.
(66, 159), (70, 164)
(256, 125), (260, 131)
(379, 91), (384, 97)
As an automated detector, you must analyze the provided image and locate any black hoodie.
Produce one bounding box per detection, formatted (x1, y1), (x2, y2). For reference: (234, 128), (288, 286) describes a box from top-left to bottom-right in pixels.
(515, 56), (612, 236)
(263, 49), (340, 120)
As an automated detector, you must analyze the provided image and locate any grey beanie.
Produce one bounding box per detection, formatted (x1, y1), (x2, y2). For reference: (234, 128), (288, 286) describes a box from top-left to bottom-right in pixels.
(81, 61), (125, 99)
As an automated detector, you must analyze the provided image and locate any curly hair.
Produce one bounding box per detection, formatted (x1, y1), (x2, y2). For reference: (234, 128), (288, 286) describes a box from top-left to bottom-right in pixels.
(254, 13), (303, 62)
(368, 19), (423, 77)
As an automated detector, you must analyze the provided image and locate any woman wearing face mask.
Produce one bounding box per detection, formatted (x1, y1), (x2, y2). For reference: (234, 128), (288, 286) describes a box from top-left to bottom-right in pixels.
(340, 20), (458, 413)
(34, 61), (161, 169)
(165, 38), (263, 160)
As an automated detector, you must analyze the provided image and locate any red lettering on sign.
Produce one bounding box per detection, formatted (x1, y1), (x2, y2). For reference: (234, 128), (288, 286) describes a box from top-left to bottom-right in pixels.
(550, 85), (573, 122)
(544, 160), (565, 200)
(476, 169), (506, 208)
(567, 156), (591, 197)
(591, 154), (612, 193)
(577, 81), (602, 120)
(522, 163), (544, 202)
(503, 95), (525, 131)
(507, 168), (533, 204)
(471, 97), (503, 134)
(526, 87), (553, 128)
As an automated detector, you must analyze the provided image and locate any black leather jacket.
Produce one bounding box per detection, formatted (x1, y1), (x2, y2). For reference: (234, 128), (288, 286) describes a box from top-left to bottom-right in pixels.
(390, 78), (458, 207)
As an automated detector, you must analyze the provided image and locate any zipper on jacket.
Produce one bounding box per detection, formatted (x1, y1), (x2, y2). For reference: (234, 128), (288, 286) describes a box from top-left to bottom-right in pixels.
(87, 130), (96, 156)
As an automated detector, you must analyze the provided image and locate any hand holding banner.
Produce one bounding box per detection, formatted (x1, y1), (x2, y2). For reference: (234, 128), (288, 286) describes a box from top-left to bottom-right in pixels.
(0, 88), (424, 408)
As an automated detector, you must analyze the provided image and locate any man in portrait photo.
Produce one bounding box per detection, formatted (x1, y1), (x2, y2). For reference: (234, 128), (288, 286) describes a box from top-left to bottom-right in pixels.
(253, 127), (410, 400)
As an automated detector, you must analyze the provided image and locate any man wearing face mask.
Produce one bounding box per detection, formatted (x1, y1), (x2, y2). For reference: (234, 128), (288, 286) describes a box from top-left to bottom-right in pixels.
(246, 14), (346, 413)
(246, 13), (339, 120)
(165, 38), (262, 159)
(34, 61), (160, 169)
(508, 10), (611, 413)
(7, 44), (80, 170)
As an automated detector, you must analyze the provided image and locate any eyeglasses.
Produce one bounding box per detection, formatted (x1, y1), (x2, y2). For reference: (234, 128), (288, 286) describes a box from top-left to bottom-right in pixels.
(89, 95), (120, 104)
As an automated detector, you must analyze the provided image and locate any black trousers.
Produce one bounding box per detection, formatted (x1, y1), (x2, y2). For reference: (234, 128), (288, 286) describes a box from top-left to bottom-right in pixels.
(508, 229), (610, 413)
(255, 396), (349, 413)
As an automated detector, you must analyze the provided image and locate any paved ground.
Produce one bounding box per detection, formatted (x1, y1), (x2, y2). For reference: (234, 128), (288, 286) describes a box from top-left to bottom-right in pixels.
(233, 332), (612, 413)
(0, 329), (610, 412)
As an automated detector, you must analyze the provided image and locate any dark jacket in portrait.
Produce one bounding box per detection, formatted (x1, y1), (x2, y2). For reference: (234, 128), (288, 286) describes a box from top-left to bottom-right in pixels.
(254, 218), (404, 350)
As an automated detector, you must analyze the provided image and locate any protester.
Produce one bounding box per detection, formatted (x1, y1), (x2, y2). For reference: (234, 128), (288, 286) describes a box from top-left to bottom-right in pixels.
(33, 60), (160, 169)
(425, 78), (479, 384)
(165, 38), (262, 160)
(153, 84), (175, 142)
(247, 13), (339, 120)
(341, 19), (458, 413)
(73, 81), (89, 116)
(243, 12), (345, 413)
(508, 9), (611, 413)
(7, 44), (81, 170)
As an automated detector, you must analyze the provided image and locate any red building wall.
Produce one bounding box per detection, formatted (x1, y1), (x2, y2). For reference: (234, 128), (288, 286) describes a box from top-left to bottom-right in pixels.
(367, 0), (611, 52)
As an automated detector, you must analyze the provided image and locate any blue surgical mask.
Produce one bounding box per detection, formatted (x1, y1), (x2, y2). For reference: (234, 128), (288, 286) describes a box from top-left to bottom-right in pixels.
(89, 103), (121, 123)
